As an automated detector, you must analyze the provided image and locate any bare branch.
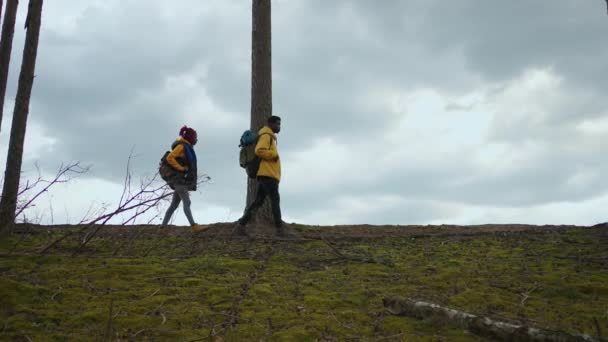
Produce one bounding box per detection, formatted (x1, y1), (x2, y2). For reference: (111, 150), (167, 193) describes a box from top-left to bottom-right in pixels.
(15, 161), (89, 219)
(40, 151), (210, 255)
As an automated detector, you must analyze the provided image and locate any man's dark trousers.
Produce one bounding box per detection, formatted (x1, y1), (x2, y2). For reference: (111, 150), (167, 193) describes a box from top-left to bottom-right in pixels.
(239, 176), (282, 227)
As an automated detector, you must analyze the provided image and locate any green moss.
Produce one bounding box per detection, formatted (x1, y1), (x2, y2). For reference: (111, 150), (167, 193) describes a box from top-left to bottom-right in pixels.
(0, 276), (46, 310)
(1, 228), (607, 340)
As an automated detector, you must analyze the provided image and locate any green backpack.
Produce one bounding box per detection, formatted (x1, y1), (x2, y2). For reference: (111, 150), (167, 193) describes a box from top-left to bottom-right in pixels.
(239, 130), (272, 178)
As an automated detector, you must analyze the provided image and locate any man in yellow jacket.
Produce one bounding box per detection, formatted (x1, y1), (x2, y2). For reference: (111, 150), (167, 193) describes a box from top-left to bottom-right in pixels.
(237, 116), (286, 237)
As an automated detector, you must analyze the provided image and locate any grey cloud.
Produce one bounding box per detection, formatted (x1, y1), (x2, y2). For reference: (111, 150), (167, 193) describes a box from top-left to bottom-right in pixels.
(376, 133), (608, 207)
(7, 0), (608, 225)
(422, 1), (608, 87)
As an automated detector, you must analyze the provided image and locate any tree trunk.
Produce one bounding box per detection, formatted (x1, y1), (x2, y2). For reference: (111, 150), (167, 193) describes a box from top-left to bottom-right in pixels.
(0, 0), (43, 234)
(0, 0), (18, 132)
(247, 0), (273, 224)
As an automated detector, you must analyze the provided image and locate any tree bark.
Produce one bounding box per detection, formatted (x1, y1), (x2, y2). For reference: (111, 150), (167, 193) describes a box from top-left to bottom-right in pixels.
(0, 0), (18, 132)
(383, 297), (598, 342)
(247, 0), (273, 224)
(0, 0), (43, 234)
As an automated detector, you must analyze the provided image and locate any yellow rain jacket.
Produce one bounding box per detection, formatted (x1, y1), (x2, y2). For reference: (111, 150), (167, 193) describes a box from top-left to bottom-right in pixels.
(166, 137), (192, 172)
(255, 126), (281, 181)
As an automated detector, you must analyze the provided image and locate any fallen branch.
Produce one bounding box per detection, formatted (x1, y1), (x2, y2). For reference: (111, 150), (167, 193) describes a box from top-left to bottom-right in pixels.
(383, 297), (597, 342)
(143, 288), (160, 300)
(519, 283), (540, 307)
(72, 154), (211, 255)
(51, 287), (63, 302)
(39, 153), (175, 255)
(133, 328), (152, 338)
(0, 161), (88, 237)
(376, 332), (407, 341)
(15, 162), (89, 219)
(321, 237), (392, 266)
(104, 296), (114, 341)
(593, 317), (603, 341)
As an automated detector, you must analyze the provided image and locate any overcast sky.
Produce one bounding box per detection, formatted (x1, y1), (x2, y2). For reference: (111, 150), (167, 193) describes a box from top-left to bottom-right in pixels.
(1, 0), (607, 226)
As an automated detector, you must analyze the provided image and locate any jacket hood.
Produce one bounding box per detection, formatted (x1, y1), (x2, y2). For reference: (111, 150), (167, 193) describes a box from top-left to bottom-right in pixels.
(258, 126), (275, 135)
(172, 136), (192, 148)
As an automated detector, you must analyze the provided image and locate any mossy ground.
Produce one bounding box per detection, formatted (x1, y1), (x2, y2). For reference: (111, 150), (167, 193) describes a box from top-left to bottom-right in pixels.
(0, 226), (606, 341)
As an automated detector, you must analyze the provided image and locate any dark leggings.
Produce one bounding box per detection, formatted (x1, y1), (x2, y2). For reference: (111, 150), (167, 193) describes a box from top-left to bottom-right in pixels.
(162, 185), (195, 226)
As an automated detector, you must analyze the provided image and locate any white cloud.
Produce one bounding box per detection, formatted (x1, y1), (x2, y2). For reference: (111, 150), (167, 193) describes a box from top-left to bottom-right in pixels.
(449, 193), (608, 226)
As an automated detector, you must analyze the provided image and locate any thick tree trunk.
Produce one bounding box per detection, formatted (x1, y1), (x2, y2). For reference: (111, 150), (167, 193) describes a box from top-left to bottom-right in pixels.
(0, 0), (18, 132)
(383, 297), (598, 342)
(0, 0), (43, 234)
(247, 0), (273, 224)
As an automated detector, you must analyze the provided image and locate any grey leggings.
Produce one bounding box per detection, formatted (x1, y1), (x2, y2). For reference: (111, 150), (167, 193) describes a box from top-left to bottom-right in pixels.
(162, 185), (195, 226)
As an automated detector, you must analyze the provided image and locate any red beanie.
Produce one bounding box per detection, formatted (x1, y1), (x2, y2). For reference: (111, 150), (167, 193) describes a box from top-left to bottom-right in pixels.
(179, 126), (197, 144)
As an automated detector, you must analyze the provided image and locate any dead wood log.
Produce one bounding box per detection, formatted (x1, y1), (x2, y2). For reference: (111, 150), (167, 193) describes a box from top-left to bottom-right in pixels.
(383, 297), (598, 342)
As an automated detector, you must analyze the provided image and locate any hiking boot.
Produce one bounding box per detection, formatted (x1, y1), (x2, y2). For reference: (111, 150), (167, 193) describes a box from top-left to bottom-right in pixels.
(191, 224), (210, 233)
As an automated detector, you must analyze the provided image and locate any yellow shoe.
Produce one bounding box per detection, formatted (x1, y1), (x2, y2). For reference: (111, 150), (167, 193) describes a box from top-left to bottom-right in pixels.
(191, 224), (210, 232)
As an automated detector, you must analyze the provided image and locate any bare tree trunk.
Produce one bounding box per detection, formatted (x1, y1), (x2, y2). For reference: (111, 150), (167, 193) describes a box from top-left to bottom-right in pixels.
(247, 0), (273, 224)
(0, 0), (18, 132)
(0, 0), (43, 234)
